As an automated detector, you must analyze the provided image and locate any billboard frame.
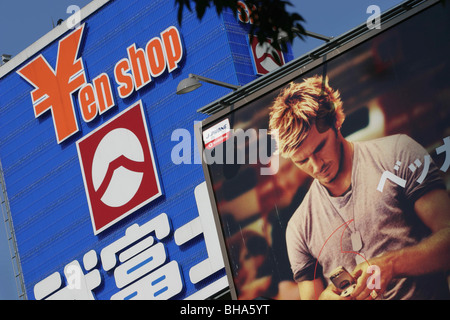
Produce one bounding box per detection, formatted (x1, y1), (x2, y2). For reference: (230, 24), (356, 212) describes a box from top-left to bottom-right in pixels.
(194, 0), (442, 299)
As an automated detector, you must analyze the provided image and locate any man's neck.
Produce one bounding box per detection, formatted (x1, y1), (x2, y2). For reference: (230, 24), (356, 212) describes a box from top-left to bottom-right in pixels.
(324, 138), (354, 197)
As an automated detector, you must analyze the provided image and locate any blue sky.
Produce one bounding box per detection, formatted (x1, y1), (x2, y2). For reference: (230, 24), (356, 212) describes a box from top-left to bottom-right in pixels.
(0, 0), (404, 300)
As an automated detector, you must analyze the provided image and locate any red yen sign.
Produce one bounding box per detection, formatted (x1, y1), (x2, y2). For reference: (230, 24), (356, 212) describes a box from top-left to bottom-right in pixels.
(76, 101), (162, 234)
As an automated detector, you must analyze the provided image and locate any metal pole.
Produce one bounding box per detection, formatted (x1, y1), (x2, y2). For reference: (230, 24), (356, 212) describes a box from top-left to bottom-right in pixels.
(191, 74), (241, 91)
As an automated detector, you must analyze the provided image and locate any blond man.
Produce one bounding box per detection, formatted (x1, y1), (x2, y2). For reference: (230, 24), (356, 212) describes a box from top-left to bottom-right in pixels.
(269, 75), (450, 300)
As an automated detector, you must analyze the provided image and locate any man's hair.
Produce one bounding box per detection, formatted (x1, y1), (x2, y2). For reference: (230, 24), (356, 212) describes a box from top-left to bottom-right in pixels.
(268, 75), (345, 158)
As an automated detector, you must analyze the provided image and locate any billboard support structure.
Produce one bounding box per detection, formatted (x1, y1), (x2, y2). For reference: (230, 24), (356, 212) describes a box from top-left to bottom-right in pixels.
(278, 29), (334, 45)
(301, 29), (334, 43)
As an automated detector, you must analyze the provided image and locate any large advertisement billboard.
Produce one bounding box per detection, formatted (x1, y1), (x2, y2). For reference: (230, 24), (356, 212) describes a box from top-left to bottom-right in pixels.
(197, 0), (450, 300)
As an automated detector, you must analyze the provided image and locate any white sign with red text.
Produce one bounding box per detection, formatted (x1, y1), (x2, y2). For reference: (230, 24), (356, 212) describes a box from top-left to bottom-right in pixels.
(203, 119), (231, 150)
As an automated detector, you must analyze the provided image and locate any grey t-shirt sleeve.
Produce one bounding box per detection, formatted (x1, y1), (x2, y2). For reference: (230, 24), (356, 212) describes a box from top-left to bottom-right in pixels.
(286, 210), (320, 282)
(395, 135), (445, 203)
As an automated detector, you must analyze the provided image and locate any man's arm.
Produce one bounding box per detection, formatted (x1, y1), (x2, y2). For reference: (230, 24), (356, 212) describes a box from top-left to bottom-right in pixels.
(389, 188), (450, 276)
(297, 279), (323, 300)
(351, 188), (450, 300)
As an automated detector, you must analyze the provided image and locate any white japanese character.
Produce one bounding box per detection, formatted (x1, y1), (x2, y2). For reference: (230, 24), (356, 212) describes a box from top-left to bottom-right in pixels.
(436, 136), (450, 172)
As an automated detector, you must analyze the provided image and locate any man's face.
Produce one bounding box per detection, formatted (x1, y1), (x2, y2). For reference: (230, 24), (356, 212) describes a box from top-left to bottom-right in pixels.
(290, 124), (343, 187)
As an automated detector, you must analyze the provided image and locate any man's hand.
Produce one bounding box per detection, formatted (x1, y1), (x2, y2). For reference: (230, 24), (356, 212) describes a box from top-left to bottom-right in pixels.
(318, 283), (352, 300)
(350, 255), (395, 300)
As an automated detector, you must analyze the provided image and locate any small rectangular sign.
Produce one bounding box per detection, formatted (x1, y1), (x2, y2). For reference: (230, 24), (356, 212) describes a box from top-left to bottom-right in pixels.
(203, 119), (231, 149)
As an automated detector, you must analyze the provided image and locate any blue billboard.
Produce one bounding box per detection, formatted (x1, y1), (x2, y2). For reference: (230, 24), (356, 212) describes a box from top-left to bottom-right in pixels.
(0, 0), (293, 299)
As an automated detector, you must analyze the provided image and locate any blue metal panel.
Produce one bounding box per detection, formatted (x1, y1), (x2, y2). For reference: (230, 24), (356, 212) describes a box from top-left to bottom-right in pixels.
(0, 0), (292, 300)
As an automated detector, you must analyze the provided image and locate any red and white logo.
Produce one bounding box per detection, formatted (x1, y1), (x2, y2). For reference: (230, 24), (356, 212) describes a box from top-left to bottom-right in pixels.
(249, 36), (285, 75)
(76, 101), (162, 234)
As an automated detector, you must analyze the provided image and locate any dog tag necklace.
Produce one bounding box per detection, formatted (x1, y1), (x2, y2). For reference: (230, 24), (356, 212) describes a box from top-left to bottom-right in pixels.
(336, 142), (363, 254)
(351, 230), (363, 252)
(348, 143), (365, 263)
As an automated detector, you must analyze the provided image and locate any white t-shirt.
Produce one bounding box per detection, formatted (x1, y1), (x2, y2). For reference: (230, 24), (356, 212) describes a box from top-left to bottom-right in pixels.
(286, 134), (448, 299)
